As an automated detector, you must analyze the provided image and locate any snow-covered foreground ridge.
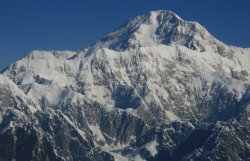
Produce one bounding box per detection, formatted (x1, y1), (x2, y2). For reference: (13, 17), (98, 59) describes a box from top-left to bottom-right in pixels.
(0, 10), (250, 161)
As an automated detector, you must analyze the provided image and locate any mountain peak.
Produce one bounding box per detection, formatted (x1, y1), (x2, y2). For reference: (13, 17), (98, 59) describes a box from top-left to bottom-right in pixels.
(90, 10), (232, 55)
(148, 10), (182, 20)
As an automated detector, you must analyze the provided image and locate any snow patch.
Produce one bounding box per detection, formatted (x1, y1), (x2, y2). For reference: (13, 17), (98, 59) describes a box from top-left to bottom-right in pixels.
(165, 111), (179, 121)
(133, 154), (146, 161)
(88, 123), (105, 142)
(145, 140), (159, 157)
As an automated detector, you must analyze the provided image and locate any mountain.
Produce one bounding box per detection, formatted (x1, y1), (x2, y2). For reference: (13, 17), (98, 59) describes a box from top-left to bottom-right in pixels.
(1, 10), (250, 161)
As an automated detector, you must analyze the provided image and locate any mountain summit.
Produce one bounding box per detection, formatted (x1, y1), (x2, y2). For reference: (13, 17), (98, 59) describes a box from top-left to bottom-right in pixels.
(92, 10), (234, 55)
(0, 10), (250, 161)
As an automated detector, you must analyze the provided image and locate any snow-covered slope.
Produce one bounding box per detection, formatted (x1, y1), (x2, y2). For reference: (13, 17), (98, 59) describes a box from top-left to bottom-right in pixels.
(1, 10), (250, 161)
(0, 75), (38, 113)
(4, 41), (250, 121)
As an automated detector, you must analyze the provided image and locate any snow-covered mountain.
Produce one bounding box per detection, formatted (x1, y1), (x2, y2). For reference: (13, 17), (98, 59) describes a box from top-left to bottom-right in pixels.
(0, 10), (250, 161)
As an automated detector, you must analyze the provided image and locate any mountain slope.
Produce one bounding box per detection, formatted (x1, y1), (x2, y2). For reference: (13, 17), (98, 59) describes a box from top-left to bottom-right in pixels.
(1, 10), (250, 161)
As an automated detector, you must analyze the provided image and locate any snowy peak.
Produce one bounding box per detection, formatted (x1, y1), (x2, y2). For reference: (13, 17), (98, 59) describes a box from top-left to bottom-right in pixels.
(91, 10), (233, 55)
(93, 10), (183, 49)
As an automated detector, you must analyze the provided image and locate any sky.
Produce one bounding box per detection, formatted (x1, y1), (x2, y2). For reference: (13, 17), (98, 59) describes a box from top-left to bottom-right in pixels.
(0, 0), (250, 70)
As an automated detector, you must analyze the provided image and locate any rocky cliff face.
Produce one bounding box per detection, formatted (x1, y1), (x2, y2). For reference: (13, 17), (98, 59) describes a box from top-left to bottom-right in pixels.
(0, 10), (250, 161)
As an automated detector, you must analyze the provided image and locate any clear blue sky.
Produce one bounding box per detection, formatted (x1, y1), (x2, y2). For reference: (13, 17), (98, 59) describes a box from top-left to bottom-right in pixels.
(0, 0), (250, 70)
